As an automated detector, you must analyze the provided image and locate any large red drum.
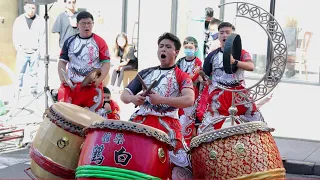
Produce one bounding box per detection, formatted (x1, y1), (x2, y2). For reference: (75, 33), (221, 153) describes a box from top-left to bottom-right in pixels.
(191, 122), (285, 180)
(77, 120), (172, 180)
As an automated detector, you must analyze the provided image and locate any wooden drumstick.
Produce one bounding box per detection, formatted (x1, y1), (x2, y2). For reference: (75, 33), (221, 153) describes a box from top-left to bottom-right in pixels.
(142, 80), (157, 97)
(137, 74), (148, 90)
(135, 80), (158, 108)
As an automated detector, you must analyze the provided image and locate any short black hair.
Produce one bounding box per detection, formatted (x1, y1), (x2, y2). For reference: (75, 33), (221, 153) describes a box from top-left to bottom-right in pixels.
(76, 11), (94, 23)
(103, 87), (111, 94)
(183, 36), (198, 48)
(210, 18), (221, 25)
(218, 22), (236, 31)
(205, 7), (214, 18)
(158, 32), (181, 51)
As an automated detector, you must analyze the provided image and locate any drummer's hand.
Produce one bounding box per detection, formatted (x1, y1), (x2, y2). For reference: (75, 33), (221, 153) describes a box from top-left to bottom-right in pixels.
(104, 103), (111, 111)
(59, 76), (66, 85)
(131, 94), (146, 106)
(69, 17), (77, 27)
(230, 54), (236, 64)
(148, 91), (163, 105)
(198, 76), (205, 85)
(199, 76), (210, 86)
(93, 77), (103, 87)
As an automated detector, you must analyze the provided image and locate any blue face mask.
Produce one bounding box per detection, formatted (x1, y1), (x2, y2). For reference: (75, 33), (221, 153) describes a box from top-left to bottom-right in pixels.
(184, 49), (195, 57)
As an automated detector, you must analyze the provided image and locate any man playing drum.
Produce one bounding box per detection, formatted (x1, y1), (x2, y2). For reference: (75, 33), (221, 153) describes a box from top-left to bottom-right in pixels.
(120, 32), (194, 178)
(57, 11), (110, 115)
(197, 22), (263, 134)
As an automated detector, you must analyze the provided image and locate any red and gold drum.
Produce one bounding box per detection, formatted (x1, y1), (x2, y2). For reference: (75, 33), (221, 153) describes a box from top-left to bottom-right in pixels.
(30, 102), (105, 180)
(191, 122), (285, 180)
(77, 120), (172, 180)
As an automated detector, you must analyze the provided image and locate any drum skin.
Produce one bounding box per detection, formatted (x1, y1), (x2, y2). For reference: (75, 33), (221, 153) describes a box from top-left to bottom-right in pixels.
(30, 102), (104, 180)
(191, 126), (285, 179)
(77, 120), (171, 180)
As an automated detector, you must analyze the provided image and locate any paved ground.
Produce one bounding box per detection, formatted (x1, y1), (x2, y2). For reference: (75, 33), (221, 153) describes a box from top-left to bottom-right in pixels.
(0, 148), (319, 179)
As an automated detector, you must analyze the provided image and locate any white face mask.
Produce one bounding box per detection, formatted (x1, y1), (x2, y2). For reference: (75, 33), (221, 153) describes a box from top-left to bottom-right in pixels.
(184, 49), (195, 57)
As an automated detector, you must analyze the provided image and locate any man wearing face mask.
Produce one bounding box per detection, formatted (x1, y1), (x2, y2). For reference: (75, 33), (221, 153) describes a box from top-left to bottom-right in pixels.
(176, 36), (202, 147)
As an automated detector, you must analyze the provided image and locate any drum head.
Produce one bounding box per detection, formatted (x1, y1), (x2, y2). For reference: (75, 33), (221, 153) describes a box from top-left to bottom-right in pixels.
(223, 33), (242, 74)
(190, 121), (273, 149)
(87, 120), (172, 146)
(51, 102), (105, 128)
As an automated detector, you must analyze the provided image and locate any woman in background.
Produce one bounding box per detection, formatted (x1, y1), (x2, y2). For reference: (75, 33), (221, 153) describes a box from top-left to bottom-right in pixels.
(109, 33), (138, 91)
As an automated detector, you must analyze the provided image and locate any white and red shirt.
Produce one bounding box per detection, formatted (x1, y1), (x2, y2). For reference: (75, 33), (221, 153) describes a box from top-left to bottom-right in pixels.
(126, 65), (194, 119)
(60, 33), (110, 83)
(176, 56), (202, 82)
(203, 47), (252, 88)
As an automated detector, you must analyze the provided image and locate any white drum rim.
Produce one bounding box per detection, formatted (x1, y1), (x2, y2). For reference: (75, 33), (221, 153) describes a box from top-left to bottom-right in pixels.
(86, 120), (172, 147)
(51, 102), (105, 128)
(190, 121), (274, 149)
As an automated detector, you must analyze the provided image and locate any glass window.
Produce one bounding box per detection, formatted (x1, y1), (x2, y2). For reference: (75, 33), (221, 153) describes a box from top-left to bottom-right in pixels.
(176, 0), (221, 61)
(137, 0), (172, 70)
(46, 0), (123, 58)
(83, 0), (123, 54)
(275, 0), (319, 84)
(126, 0), (140, 49)
(223, 0), (271, 83)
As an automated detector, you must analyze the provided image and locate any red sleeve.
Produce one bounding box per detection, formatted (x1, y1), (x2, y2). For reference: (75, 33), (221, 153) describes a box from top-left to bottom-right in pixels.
(93, 34), (110, 62)
(240, 49), (252, 62)
(108, 100), (120, 120)
(175, 67), (194, 92)
(191, 57), (203, 82)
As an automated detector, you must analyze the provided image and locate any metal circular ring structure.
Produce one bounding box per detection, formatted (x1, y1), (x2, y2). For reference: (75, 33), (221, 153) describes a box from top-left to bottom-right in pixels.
(218, 2), (288, 106)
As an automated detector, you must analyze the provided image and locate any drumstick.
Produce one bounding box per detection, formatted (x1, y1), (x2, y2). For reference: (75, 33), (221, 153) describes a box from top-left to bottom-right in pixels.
(142, 80), (157, 97)
(137, 74), (148, 90)
(135, 80), (158, 108)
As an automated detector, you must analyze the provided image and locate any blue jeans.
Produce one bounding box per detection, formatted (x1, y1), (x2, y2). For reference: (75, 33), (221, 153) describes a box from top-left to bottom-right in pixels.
(16, 51), (40, 92)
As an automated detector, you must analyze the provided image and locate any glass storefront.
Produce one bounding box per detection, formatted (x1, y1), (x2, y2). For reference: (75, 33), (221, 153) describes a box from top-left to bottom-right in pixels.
(33, 0), (320, 85)
(137, 0), (172, 70)
(275, 0), (319, 84)
(176, 0), (221, 60)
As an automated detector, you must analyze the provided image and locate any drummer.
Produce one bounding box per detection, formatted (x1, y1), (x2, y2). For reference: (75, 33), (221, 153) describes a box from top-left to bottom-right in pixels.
(120, 32), (194, 178)
(197, 22), (263, 134)
(57, 11), (110, 115)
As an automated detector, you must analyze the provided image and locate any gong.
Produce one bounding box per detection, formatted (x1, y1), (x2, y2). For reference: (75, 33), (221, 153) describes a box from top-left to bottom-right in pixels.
(223, 33), (242, 74)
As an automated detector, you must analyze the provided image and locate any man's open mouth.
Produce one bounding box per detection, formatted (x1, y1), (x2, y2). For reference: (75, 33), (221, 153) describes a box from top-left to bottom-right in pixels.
(161, 54), (166, 59)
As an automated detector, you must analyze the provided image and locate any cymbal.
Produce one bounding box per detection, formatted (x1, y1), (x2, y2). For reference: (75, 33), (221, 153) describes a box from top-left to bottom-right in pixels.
(81, 68), (102, 87)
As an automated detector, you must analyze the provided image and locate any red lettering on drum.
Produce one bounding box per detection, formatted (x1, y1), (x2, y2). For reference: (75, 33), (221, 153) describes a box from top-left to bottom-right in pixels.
(90, 144), (105, 165)
(114, 146), (132, 166)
